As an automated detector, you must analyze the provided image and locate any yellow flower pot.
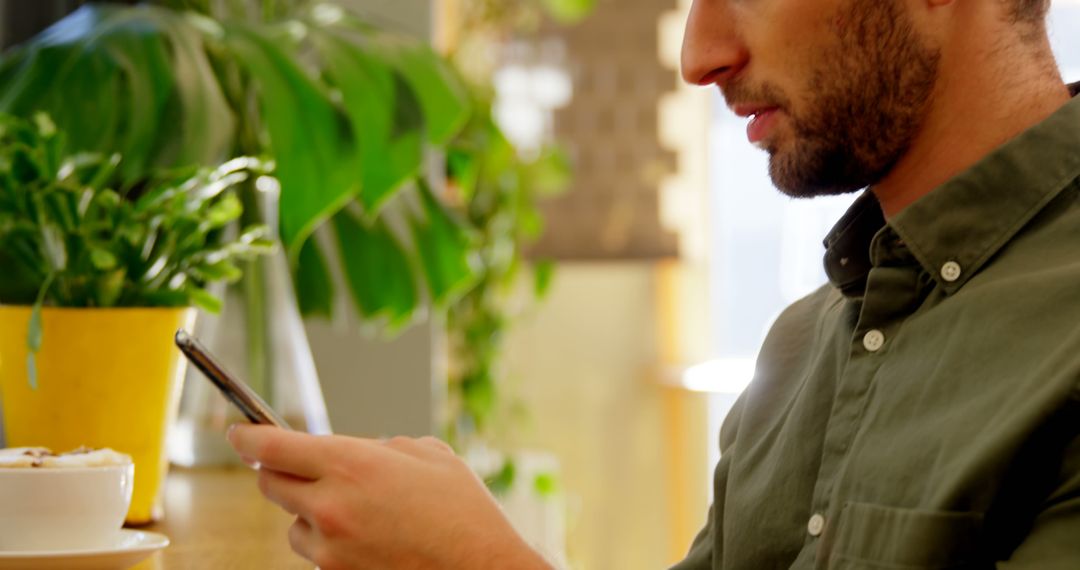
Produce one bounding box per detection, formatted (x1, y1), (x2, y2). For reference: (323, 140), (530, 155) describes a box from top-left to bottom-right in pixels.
(0, 306), (196, 525)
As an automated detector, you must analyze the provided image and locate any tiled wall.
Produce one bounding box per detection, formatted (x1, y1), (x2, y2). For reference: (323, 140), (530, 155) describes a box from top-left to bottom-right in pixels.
(532, 0), (681, 260)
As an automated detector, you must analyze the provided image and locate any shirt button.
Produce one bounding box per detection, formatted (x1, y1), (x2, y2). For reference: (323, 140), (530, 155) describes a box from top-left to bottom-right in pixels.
(863, 329), (885, 352)
(807, 513), (826, 537)
(941, 261), (962, 282)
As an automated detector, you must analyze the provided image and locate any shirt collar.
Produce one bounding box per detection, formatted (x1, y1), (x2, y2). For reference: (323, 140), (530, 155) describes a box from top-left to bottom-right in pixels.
(823, 191), (886, 296)
(824, 82), (1080, 296)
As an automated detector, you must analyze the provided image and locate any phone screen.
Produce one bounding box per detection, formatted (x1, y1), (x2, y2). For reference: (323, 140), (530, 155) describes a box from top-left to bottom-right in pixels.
(174, 330), (292, 429)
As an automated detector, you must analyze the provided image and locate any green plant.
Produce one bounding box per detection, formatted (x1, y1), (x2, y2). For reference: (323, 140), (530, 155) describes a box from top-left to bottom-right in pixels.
(445, 106), (567, 452)
(440, 0), (594, 497)
(0, 112), (270, 384)
(0, 1), (475, 328)
(0, 112), (270, 309)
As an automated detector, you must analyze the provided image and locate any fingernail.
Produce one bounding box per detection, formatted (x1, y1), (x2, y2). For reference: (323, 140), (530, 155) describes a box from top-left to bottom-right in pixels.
(240, 455), (261, 470)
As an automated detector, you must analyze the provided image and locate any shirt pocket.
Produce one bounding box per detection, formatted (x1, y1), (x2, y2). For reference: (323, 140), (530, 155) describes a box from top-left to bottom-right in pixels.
(829, 502), (985, 570)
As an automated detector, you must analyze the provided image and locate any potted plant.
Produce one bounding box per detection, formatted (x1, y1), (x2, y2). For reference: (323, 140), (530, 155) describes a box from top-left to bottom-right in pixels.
(0, 0), (479, 456)
(0, 112), (270, 524)
(0, 1), (477, 328)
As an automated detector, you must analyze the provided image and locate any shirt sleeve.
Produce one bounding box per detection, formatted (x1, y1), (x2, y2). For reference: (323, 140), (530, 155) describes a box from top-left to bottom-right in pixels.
(668, 391), (749, 570)
(668, 503), (717, 570)
(997, 410), (1080, 570)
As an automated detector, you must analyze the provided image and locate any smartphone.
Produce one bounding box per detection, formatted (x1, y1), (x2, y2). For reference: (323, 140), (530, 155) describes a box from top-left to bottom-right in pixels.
(174, 329), (292, 429)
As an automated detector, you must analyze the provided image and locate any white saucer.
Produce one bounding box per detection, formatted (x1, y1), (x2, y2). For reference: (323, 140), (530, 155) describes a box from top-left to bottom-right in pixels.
(0, 529), (169, 569)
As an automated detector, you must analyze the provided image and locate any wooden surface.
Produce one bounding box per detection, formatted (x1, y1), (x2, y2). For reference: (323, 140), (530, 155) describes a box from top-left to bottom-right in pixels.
(131, 467), (313, 569)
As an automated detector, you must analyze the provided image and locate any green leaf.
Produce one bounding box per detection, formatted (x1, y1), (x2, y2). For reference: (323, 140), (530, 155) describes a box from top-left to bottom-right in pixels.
(90, 248), (118, 271)
(93, 188), (123, 212)
(184, 284), (223, 313)
(26, 353), (39, 391)
(331, 209), (417, 326)
(11, 148), (42, 183)
(32, 114), (56, 137)
(0, 248), (38, 304)
(94, 268), (126, 306)
(533, 472), (558, 498)
(39, 224), (67, 271)
(0, 5), (235, 179)
(2, 11), (117, 169)
(73, 153), (122, 191)
(60, 54), (124, 159)
(0, 111), (264, 310)
(40, 192), (77, 232)
(25, 273), (55, 390)
(533, 259), (556, 299)
(369, 34), (470, 145)
(190, 259), (243, 282)
(224, 22), (357, 260)
(310, 29), (423, 214)
(204, 192), (243, 227)
(153, 10), (236, 169)
(409, 180), (477, 307)
(295, 237), (335, 319)
(527, 146), (573, 196)
(462, 371), (495, 429)
(447, 148), (479, 201)
(540, 0), (597, 23)
(485, 459), (516, 496)
(139, 289), (190, 306)
(27, 304), (44, 353)
(93, 11), (175, 183)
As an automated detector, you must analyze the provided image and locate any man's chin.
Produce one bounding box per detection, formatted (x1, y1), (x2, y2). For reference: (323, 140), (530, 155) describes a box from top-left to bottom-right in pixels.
(766, 152), (813, 198)
(767, 156), (865, 199)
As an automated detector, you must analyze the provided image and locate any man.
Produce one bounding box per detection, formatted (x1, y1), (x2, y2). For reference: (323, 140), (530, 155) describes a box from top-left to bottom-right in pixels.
(229, 0), (1080, 568)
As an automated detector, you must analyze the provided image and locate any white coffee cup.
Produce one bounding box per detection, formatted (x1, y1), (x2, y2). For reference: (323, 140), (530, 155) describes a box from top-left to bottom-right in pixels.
(0, 462), (134, 551)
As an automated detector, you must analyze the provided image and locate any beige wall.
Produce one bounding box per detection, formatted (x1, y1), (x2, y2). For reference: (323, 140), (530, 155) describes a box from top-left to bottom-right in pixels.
(304, 311), (441, 438)
(499, 263), (711, 570)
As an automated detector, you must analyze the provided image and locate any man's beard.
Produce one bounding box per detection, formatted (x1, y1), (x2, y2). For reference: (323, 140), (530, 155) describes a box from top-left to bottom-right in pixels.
(726, 0), (941, 198)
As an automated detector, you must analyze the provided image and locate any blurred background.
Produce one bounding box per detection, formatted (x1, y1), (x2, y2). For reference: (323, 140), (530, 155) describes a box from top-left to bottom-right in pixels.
(3, 0), (1080, 568)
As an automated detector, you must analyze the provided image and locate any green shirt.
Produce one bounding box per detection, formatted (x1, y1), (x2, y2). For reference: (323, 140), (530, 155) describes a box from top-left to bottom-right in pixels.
(673, 88), (1080, 570)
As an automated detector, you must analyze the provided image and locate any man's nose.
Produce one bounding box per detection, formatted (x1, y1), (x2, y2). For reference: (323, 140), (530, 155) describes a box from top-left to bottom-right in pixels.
(681, 0), (748, 87)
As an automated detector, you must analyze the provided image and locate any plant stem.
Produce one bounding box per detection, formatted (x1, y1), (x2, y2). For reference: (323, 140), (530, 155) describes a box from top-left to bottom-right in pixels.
(230, 56), (273, 405)
(239, 180), (272, 404)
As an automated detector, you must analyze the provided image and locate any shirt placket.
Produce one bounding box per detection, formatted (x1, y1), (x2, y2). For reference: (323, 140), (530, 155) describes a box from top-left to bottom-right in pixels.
(799, 233), (926, 568)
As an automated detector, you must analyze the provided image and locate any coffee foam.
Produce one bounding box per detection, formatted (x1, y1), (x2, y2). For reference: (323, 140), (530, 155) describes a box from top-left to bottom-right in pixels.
(0, 447), (132, 468)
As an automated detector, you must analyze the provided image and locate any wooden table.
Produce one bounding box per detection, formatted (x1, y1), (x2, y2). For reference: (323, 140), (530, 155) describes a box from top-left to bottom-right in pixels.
(131, 467), (313, 569)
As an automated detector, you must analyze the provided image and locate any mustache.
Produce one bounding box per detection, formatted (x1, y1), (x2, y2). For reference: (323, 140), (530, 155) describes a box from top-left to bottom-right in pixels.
(721, 80), (793, 112)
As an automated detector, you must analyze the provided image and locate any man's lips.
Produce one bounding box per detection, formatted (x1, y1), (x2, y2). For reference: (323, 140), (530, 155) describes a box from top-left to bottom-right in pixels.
(731, 104), (782, 144)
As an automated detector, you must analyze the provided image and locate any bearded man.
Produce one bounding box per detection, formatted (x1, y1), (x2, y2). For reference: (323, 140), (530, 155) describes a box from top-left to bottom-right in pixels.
(670, 0), (1080, 567)
(228, 1), (1080, 568)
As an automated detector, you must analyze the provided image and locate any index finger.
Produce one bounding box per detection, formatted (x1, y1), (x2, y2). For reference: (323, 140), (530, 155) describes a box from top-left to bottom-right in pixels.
(227, 424), (325, 480)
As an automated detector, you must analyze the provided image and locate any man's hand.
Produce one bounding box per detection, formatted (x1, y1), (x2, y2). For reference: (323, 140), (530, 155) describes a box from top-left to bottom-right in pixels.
(227, 425), (552, 570)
